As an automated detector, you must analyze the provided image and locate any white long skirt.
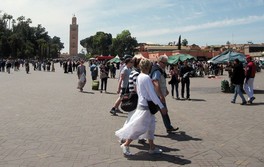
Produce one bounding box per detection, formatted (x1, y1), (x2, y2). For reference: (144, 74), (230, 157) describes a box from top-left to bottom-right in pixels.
(115, 107), (156, 140)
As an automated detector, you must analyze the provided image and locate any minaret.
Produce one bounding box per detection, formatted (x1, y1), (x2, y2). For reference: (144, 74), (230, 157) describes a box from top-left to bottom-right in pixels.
(69, 15), (78, 56)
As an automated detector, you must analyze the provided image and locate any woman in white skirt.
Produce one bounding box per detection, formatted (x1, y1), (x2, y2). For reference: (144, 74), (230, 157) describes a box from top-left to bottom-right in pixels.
(115, 59), (168, 156)
(77, 60), (86, 92)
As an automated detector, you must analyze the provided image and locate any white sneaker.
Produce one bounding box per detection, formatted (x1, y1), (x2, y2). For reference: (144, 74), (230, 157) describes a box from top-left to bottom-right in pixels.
(120, 144), (132, 156)
(149, 147), (162, 154)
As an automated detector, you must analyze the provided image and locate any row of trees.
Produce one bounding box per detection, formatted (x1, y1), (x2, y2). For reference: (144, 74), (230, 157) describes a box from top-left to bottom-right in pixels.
(80, 30), (138, 58)
(80, 31), (189, 59)
(0, 12), (64, 60)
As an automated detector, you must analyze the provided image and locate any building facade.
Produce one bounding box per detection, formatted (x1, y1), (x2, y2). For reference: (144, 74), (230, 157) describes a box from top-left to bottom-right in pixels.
(69, 15), (78, 56)
(137, 43), (264, 61)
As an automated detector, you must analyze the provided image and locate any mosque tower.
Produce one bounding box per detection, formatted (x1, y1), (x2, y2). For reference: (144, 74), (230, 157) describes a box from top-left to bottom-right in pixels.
(69, 15), (78, 56)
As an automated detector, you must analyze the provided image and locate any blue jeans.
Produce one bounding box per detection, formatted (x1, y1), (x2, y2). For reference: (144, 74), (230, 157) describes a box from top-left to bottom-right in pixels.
(232, 84), (246, 103)
(160, 102), (174, 130)
(181, 78), (190, 98)
(171, 82), (179, 98)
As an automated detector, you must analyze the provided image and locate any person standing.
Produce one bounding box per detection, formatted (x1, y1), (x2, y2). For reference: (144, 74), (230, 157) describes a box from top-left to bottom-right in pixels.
(169, 65), (180, 99)
(90, 61), (98, 80)
(25, 60), (30, 74)
(150, 55), (179, 133)
(110, 58), (133, 116)
(180, 61), (193, 100)
(231, 59), (247, 105)
(6, 59), (11, 74)
(116, 59), (167, 156)
(77, 60), (86, 92)
(110, 63), (116, 78)
(63, 61), (68, 73)
(244, 55), (256, 104)
(99, 62), (109, 93)
(51, 61), (55, 72)
(68, 60), (73, 73)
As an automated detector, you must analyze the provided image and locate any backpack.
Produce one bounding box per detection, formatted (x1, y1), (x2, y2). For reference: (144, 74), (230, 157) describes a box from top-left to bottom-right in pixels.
(149, 64), (167, 79)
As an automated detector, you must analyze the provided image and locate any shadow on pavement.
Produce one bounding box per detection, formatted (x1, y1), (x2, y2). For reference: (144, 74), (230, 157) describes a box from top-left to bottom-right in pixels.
(184, 98), (206, 102)
(155, 131), (202, 141)
(130, 143), (179, 153)
(81, 91), (95, 94)
(105, 92), (118, 95)
(116, 115), (127, 118)
(126, 151), (191, 165)
(254, 89), (264, 94)
(246, 102), (264, 106)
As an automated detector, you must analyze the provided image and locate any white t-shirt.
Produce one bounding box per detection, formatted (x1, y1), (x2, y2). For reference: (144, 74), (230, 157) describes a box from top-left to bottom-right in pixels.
(136, 73), (164, 109)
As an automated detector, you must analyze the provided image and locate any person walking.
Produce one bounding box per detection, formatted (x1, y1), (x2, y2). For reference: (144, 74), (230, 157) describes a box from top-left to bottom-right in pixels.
(116, 58), (167, 156)
(110, 58), (133, 116)
(243, 55), (256, 104)
(231, 59), (247, 105)
(99, 62), (109, 93)
(77, 60), (86, 92)
(150, 55), (179, 133)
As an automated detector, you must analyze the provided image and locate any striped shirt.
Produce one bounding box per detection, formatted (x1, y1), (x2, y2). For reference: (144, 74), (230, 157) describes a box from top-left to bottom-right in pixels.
(128, 68), (140, 92)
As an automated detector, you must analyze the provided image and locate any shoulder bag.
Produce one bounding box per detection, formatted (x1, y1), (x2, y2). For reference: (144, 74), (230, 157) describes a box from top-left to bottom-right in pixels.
(147, 101), (160, 114)
(121, 91), (138, 112)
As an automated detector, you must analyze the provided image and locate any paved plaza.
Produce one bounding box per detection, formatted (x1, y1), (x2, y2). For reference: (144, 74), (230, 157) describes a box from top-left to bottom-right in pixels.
(0, 64), (264, 167)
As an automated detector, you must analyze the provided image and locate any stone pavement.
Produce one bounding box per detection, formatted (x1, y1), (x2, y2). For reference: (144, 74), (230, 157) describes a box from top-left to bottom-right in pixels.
(0, 64), (263, 167)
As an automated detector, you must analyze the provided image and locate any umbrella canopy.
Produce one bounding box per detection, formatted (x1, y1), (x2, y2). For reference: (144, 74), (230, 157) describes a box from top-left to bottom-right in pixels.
(208, 50), (246, 64)
(168, 54), (197, 64)
(108, 56), (120, 63)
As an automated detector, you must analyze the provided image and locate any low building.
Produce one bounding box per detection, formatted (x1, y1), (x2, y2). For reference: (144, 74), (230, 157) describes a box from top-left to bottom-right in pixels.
(137, 43), (264, 61)
(244, 44), (264, 57)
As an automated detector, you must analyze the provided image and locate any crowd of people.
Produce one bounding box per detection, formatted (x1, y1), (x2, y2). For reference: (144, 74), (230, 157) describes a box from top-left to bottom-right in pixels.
(0, 59), (56, 74)
(1, 54), (259, 157)
(109, 55), (258, 156)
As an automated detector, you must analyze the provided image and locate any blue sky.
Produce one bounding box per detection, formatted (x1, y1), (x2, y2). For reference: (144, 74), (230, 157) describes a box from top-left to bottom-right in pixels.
(1, 0), (264, 53)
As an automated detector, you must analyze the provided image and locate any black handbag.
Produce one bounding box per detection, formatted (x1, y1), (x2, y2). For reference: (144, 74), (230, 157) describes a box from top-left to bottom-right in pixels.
(147, 101), (160, 115)
(121, 92), (138, 112)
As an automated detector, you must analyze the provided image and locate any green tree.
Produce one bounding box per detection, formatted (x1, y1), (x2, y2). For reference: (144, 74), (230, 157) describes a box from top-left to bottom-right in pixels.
(80, 36), (94, 55)
(110, 30), (138, 58)
(81, 30), (138, 58)
(182, 38), (188, 46)
(80, 31), (112, 56)
(49, 36), (64, 58)
(0, 12), (64, 60)
(177, 35), (181, 50)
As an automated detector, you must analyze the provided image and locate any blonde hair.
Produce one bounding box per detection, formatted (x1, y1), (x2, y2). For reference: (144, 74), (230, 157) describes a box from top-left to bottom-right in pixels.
(139, 58), (151, 73)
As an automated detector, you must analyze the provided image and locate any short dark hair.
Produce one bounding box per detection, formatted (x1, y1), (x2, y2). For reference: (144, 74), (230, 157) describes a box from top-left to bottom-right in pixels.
(125, 58), (132, 64)
(132, 57), (141, 68)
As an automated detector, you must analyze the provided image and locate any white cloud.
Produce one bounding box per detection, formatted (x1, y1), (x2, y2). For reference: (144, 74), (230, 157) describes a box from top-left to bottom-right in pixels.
(134, 15), (264, 38)
(1, 0), (264, 53)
